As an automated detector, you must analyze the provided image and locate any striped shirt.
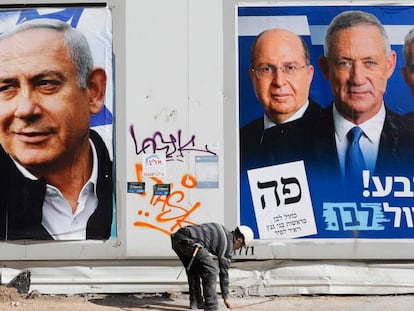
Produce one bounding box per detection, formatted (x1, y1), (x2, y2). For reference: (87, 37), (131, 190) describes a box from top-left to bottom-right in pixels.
(184, 222), (234, 298)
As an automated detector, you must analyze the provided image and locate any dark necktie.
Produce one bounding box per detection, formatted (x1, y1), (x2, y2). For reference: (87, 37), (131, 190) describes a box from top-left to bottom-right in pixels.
(345, 126), (366, 181)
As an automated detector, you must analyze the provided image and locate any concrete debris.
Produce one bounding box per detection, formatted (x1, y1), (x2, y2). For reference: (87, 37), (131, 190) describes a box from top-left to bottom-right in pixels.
(7, 270), (31, 294)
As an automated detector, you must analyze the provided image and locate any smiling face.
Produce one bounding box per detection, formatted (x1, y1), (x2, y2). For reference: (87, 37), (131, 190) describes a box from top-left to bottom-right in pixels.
(0, 28), (100, 175)
(249, 29), (314, 124)
(319, 25), (396, 124)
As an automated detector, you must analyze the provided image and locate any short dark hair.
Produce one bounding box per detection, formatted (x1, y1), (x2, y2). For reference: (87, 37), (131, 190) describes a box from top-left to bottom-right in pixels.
(234, 227), (245, 243)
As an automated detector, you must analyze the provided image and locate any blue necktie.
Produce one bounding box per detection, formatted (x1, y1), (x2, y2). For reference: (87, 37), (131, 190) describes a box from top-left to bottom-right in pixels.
(345, 126), (366, 181)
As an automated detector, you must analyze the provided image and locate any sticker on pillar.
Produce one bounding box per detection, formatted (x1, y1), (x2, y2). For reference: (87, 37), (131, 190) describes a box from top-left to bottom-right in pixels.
(153, 184), (171, 195)
(127, 182), (145, 194)
(247, 160), (317, 239)
(195, 155), (219, 188)
(143, 153), (166, 177)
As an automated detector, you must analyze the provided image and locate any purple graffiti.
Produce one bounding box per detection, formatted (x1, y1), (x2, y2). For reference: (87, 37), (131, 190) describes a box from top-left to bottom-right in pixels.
(129, 125), (216, 161)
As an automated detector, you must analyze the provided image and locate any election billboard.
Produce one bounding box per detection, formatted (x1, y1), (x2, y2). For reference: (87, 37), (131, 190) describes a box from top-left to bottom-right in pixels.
(0, 7), (115, 241)
(238, 5), (414, 239)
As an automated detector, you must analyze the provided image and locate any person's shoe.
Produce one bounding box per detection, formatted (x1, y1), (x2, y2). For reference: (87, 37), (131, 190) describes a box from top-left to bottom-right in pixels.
(190, 301), (204, 309)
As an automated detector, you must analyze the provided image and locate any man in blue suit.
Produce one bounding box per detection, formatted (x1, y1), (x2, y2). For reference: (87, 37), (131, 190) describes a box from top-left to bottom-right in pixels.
(317, 10), (414, 193)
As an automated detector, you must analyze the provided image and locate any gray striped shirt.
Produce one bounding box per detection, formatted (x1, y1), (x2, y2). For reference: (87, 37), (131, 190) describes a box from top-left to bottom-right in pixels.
(185, 222), (234, 298)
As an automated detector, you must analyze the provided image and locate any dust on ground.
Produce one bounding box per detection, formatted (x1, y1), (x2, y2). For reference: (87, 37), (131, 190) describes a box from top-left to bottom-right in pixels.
(1, 285), (414, 311)
(0, 286), (218, 311)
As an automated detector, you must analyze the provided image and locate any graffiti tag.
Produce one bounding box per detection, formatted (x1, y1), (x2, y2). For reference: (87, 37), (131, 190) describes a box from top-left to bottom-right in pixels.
(129, 126), (216, 161)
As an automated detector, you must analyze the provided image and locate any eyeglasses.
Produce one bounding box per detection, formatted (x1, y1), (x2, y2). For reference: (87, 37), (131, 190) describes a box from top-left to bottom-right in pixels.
(251, 64), (308, 79)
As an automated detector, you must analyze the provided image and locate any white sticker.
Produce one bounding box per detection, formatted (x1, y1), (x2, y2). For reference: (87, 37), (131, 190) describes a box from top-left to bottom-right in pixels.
(247, 160), (317, 239)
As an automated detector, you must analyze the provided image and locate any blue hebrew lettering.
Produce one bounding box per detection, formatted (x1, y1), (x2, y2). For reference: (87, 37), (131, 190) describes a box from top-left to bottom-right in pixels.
(323, 202), (387, 231)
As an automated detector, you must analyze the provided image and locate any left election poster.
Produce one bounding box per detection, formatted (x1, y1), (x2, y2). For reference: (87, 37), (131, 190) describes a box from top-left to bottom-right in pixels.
(0, 7), (115, 241)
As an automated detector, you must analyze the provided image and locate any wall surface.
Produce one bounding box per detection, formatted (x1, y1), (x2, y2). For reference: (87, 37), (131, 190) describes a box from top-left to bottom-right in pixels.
(0, 0), (413, 260)
(124, 0), (225, 257)
(0, 0), (413, 296)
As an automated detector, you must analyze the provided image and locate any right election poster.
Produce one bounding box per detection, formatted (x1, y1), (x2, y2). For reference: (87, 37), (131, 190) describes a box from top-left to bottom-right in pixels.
(238, 5), (414, 239)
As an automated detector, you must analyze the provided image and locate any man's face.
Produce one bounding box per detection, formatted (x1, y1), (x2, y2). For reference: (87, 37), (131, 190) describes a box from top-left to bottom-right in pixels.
(402, 42), (414, 97)
(0, 28), (98, 173)
(249, 29), (314, 124)
(233, 238), (245, 250)
(319, 25), (396, 124)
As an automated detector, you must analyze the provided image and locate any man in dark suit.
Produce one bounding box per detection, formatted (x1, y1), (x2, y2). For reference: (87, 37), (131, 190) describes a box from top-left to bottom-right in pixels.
(317, 10), (414, 194)
(240, 28), (323, 169)
(401, 28), (414, 120)
(239, 29), (323, 235)
(402, 28), (414, 99)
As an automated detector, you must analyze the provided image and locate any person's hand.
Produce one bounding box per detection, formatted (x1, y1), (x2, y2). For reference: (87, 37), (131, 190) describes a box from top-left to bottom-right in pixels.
(224, 298), (233, 309)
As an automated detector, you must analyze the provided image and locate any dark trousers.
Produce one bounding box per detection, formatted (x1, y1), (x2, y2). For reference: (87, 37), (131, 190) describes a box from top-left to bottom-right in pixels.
(171, 229), (219, 310)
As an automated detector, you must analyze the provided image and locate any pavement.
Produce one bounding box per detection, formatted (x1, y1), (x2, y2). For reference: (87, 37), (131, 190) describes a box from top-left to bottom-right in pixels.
(2, 289), (414, 310)
(85, 293), (414, 311)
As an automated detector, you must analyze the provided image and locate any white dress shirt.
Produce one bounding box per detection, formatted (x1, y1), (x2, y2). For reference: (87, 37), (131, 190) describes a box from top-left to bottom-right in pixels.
(333, 103), (385, 177)
(13, 140), (99, 240)
(264, 100), (309, 130)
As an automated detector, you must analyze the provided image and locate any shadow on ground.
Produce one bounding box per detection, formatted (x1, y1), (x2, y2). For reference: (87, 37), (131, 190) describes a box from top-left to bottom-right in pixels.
(89, 293), (190, 311)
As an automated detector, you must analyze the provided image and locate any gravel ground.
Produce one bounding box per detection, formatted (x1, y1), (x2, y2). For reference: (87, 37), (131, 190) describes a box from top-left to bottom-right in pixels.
(1, 286), (414, 311)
